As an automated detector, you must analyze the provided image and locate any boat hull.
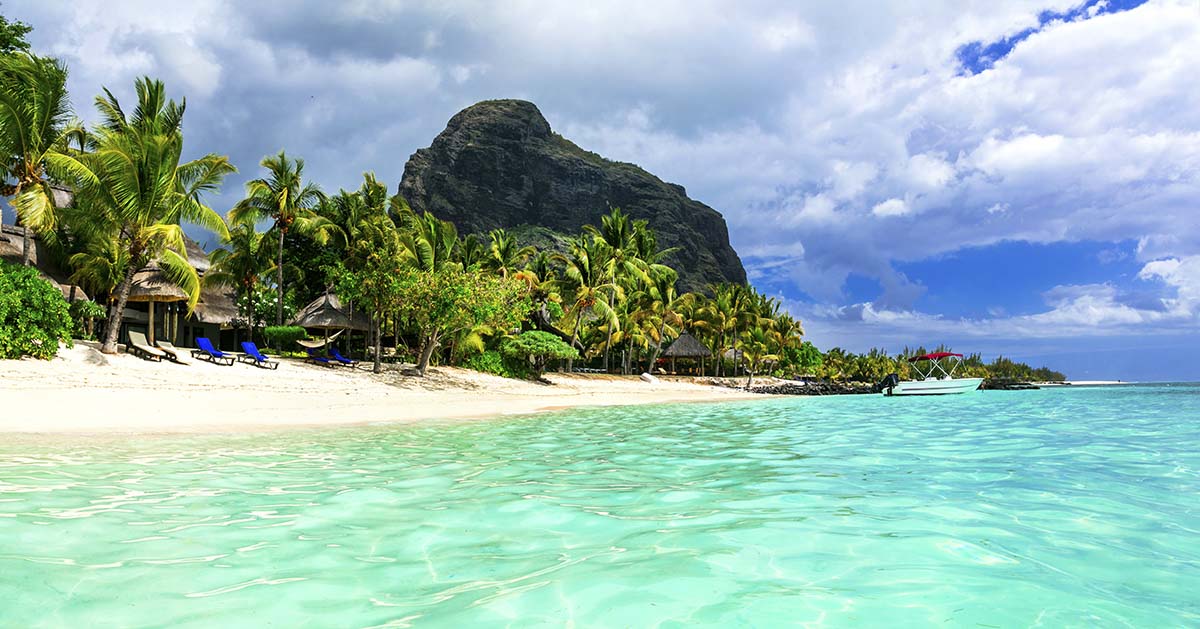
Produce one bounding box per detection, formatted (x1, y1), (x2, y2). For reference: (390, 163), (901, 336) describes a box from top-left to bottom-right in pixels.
(885, 377), (983, 396)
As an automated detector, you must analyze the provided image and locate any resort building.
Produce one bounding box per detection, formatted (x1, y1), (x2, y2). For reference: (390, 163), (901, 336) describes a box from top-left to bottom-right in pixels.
(1, 223), (239, 350)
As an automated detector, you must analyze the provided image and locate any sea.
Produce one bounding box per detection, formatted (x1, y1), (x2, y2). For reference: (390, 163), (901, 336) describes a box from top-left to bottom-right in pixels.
(1, 384), (1197, 627)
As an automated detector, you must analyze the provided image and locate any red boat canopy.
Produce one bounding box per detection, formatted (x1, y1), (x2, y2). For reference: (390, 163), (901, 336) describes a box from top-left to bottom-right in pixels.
(909, 352), (963, 362)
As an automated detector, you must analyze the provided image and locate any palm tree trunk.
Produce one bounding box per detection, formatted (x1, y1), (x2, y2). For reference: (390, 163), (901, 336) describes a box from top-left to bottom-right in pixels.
(101, 263), (139, 354)
(10, 183), (34, 267)
(21, 224), (32, 266)
(646, 322), (668, 373)
(602, 293), (615, 372)
(566, 310), (583, 372)
(372, 313), (383, 374)
(276, 227), (285, 326)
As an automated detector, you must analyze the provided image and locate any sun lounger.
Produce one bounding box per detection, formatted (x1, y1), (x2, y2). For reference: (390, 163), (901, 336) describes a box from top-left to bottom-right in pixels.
(238, 341), (279, 370)
(191, 337), (235, 366)
(306, 348), (334, 367)
(329, 347), (358, 367)
(126, 331), (166, 362)
(155, 340), (192, 364)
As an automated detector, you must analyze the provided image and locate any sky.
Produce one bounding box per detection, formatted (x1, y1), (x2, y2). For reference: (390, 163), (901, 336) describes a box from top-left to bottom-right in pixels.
(7, 0), (1199, 381)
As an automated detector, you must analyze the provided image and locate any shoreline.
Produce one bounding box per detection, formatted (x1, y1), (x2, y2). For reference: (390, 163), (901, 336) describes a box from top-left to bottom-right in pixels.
(0, 344), (763, 435)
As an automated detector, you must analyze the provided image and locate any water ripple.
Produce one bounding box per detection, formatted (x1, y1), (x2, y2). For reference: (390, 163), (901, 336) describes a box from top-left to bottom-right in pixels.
(1, 385), (1198, 626)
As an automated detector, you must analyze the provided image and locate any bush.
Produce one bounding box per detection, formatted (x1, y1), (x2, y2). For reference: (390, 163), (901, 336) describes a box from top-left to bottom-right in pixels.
(0, 262), (73, 359)
(502, 331), (578, 378)
(463, 349), (530, 380)
(262, 325), (308, 350)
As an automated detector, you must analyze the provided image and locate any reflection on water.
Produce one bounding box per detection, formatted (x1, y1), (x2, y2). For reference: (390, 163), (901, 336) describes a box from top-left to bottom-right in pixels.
(2, 385), (1198, 626)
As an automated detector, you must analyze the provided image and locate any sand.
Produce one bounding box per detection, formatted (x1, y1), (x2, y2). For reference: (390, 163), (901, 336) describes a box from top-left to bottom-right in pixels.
(0, 343), (762, 434)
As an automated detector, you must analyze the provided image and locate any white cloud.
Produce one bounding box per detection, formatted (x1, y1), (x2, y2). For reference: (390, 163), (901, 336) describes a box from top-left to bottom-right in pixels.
(6, 0), (1198, 350)
(871, 198), (909, 217)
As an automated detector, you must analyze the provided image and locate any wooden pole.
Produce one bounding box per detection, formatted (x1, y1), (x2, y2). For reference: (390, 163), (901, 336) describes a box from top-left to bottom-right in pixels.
(148, 302), (156, 344)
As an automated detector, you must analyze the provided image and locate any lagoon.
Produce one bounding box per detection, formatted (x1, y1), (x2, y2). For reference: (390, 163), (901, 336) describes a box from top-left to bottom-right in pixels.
(2, 385), (1198, 626)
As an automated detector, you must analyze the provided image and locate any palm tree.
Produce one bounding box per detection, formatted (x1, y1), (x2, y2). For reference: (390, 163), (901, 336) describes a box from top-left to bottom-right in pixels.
(395, 205), (459, 273)
(554, 235), (618, 371)
(641, 266), (688, 373)
(67, 77), (233, 354)
(740, 326), (779, 389)
(457, 233), (486, 269)
(67, 235), (128, 307)
(229, 151), (328, 325)
(206, 215), (274, 341)
(0, 53), (87, 265)
(485, 228), (534, 278)
(586, 208), (654, 371)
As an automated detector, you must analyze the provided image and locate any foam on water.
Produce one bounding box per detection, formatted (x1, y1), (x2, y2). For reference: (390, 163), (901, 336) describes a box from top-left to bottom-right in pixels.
(2, 385), (1198, 626)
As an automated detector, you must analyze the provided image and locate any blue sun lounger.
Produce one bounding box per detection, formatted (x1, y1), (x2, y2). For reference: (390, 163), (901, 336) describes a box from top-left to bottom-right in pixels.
(306, 348), (334, 367)
(329, 347), (358, 367)
(239, 341), (279, 370)
(192, 337), (235, 365)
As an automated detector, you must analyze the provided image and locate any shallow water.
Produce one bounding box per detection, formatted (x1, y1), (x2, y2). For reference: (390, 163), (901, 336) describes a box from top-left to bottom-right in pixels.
(2, 385), (1198, 627)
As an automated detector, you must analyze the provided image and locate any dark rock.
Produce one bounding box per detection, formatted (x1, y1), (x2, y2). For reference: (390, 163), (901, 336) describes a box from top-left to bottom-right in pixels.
(980, 379), (1041, 391)
(399, 99), (747, 292)
(734, 380), (878, 396)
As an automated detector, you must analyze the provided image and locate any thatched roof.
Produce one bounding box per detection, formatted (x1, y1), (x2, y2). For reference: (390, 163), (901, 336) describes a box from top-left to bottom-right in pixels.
(127, 263), (188, 302)
(193, 285), (238, 325)
(185, 238), (211, 274)
(291, 292), (370, 331)
(662, 332), (712, 358)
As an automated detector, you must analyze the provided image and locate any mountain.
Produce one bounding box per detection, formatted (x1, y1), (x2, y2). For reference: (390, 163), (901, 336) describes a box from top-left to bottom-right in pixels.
(398, 99), (747, 291)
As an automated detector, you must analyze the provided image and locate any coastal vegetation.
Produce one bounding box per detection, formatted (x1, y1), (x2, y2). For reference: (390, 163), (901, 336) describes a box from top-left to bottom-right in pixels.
(0, 261), (72, 359)
(0, 22), (1067, 384)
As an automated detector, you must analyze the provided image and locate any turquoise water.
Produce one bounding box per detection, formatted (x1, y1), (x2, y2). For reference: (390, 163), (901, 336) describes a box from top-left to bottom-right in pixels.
(2, 385), (1198, 627)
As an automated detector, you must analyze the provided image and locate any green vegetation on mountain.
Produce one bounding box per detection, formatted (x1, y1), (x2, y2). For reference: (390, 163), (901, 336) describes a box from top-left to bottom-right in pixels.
(399, 99), (746, 293)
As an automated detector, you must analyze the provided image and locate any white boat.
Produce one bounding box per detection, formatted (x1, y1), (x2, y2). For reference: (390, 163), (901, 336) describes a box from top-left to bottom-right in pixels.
(881, 352), (983, 396)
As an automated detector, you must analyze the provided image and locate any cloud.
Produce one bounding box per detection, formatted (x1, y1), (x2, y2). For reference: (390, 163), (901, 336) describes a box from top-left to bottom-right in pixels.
(3, 0), (1197, 364)
(872, 198), (909, 217)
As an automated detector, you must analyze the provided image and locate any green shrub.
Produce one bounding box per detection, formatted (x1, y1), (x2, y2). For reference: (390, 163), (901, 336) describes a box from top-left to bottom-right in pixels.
(262, 325), (309, 350)
(69, 300), (107, 340)
(0, 262), (73, 359)
(463, 349), (531, 380)
(502, 330), (578, 378)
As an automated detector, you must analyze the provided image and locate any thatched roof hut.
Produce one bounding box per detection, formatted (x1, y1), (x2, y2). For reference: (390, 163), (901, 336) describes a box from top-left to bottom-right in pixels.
(291, 292), (370, 331)
(194, 285), (238, 325)
(127, 263), (189, 303)
(662, 332), (712, 358)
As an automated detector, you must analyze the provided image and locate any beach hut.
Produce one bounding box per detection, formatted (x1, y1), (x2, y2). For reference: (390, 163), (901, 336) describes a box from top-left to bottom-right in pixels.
(291, 292), (370, 332)
(126, 263), (189, 344)
(291, 292), (371, 351)
(661, 332), (713, 374)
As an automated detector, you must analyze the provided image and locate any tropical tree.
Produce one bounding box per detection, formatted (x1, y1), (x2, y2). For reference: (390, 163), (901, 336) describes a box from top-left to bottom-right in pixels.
(396, 267), (531, 376)
(740, 326), (779, 389)
(66, 77), (233, 354)
(503, 330), (578, 380)
(0, 13), (32, 53)
(554, 235), (618, 371)
(229, 150), (328, 325)
(485, 228), (535, 278)
(205, 215), (274, 341)
(457, 233), (486, 269)
(0, 52), (85, 265)
(640, 266), (688, 372)
(395, 206), (459, 273)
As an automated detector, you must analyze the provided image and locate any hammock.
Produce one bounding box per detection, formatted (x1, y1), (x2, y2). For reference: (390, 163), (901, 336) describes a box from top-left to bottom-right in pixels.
(296, 329), (344, 349)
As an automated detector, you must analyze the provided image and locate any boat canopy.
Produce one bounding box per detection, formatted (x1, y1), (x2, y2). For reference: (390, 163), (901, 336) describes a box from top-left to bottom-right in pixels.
(909, 352), (963, 362)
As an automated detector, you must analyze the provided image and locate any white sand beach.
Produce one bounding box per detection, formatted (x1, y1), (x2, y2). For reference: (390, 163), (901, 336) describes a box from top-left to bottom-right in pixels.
(0, 344), (761, 434)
